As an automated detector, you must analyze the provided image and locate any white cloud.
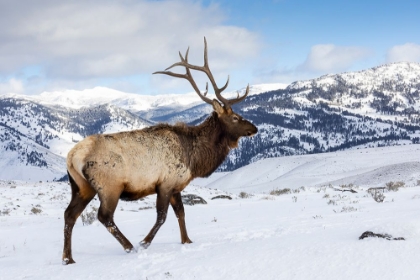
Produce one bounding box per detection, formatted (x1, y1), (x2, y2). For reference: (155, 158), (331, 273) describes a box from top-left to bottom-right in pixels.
(0, 0), (260, 93)
(387, 43), (420, 63)
(0, 78), (24, 95)
(299, 44), (370, 73)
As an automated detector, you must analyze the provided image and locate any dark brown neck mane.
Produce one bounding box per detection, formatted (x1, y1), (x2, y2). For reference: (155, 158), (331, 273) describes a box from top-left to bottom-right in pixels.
(174, 112), (232, 178)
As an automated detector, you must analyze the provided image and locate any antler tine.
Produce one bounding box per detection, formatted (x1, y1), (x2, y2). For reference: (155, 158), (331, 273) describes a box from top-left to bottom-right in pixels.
(153, 47), (212, 104)
(202, 37), (248, 108)
(153, 37), (249, 107)
(227, 84), (250, 106)
(200, 37), (233, 107)
(183, 63), (211, 103)
(203, 37), (208, 67)
(219, 75), (229, 92)
(160, 48), (188, 71)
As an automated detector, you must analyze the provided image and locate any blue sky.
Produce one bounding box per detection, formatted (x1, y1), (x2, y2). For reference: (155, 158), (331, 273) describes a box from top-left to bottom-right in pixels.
(0, 0), (419, 96)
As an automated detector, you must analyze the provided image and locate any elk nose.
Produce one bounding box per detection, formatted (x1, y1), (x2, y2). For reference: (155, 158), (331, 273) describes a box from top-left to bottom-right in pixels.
(247, 126), (258, 136)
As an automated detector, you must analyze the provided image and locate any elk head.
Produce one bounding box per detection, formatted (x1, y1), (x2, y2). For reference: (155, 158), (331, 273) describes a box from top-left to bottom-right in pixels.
(154, 37), (257, 147)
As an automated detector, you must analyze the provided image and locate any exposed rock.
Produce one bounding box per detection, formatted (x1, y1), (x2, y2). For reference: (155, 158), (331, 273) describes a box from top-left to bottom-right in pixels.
(211, 195), (232, 200)
(181, 194), (207, 206)
(333, 187), (357, 193)
(359, 231), (405, 241)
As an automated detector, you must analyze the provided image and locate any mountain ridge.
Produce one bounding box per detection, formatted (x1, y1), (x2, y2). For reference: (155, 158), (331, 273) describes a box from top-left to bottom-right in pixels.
(1, 62), (419, 181)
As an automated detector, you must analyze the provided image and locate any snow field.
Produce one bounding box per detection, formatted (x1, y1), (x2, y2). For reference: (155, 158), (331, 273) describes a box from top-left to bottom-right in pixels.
(1, 181), (420, 279)
(1, 145), (420, 279)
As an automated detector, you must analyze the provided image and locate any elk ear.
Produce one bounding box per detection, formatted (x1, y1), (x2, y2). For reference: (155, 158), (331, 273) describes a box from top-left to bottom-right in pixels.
(212, 99), (225, 116)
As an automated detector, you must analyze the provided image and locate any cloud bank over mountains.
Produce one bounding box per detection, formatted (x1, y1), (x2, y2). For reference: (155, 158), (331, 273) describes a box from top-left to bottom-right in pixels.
(0, 1), (418, 96)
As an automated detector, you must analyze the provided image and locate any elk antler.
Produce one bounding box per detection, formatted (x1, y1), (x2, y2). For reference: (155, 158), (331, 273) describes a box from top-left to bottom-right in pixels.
(153, 37), (249, 109)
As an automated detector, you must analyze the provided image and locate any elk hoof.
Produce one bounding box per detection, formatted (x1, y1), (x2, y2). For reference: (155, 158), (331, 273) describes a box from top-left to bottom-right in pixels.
(182, 239), (193, 244)
(139, 241), (151, 249)
(125, 246), (137, 253)
(62, 258), (75, 265)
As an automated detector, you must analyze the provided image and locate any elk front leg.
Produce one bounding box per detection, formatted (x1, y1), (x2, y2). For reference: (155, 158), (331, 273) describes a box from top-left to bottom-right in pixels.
(140, 188), (172, 248)
(170, 192), (192, 244)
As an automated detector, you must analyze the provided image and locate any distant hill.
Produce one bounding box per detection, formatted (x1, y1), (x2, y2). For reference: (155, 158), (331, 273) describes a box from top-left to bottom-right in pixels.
(1, 62), (420, 180)
(0, 98), (151, 181)
(220, 62), (420, 170)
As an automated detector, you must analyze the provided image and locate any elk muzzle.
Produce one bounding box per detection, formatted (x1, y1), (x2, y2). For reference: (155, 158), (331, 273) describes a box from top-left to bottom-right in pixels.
(246, 124), (258, 137)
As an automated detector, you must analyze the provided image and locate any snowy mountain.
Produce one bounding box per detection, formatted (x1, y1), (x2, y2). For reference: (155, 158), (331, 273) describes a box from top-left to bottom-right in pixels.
(8, 83), (286, 116)
(1, 62), (420, 180)
(219, 62), (420, 170)
(288, 61), (420, 120)
(0, 97), (151, 181)
(0, 83), (285, 181)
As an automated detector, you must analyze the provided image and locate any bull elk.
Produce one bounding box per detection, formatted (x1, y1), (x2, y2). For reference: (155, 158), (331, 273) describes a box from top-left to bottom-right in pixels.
(62, 38), (258, 264)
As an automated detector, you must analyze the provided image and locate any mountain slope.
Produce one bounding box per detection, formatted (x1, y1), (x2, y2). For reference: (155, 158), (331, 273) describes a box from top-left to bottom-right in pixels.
(1, 62), (420, 180)
(0, 83), (288, 180)
(218, 62), (420, 170)
(0, 97), (151, 181)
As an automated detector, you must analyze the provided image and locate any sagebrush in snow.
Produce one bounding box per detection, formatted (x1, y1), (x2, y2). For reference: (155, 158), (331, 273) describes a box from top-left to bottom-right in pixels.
(31, 207), (42, 215)
(239, 192), (252, 199)
(270, 188), (291, 196)
(385, 181), (405, 192)
(80, 206), (98, 226)
(367, 188), (385, 203)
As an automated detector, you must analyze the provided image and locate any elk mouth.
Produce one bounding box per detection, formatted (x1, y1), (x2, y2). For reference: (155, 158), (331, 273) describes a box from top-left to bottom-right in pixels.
(246, 128), (258, 137)
(247, 131), (256, 137)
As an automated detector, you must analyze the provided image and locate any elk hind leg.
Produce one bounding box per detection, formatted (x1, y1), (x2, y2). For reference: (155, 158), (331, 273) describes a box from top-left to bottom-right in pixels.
(170, 192), (192, 244)
(97, 190), (135, 253)
(63, 172), (96, 265)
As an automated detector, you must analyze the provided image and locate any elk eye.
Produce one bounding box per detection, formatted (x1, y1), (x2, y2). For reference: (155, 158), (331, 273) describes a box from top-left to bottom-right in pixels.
(232, 115), (239, 122)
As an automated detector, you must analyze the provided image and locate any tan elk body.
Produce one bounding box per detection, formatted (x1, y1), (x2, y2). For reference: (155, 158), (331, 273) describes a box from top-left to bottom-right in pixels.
(62, 38), (258, 264)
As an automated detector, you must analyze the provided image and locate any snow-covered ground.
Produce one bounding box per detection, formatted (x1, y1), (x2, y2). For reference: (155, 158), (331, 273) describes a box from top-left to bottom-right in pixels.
(194, 144), (420, 193)
(1, 144), (420, 279)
